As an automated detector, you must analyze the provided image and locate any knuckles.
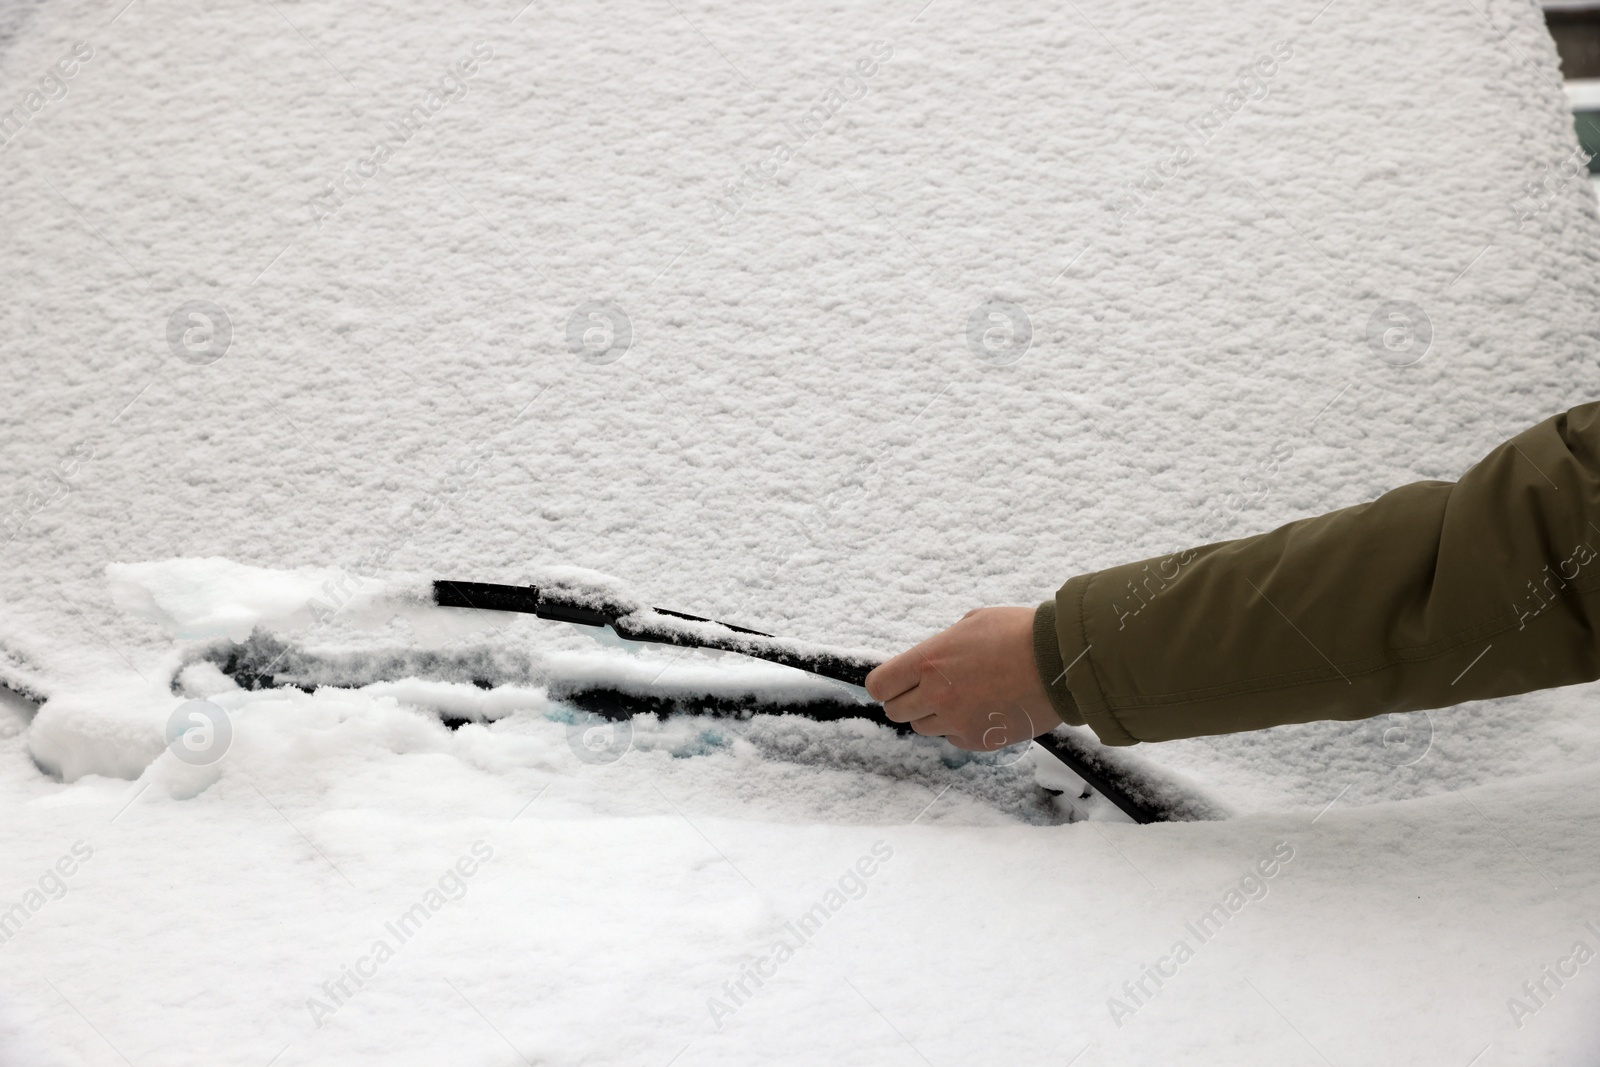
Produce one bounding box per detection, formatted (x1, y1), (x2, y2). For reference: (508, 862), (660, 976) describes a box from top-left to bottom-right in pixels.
(915, 652), (954, 687)
(920, 674), (958, 711)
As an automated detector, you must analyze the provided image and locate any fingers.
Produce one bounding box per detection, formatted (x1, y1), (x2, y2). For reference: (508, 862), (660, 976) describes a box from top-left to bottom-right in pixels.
(881, 688), (931, 724)
(877, 681), (948, 738)
(867, 607), (1045, 755)
(864, 649), (923, 704)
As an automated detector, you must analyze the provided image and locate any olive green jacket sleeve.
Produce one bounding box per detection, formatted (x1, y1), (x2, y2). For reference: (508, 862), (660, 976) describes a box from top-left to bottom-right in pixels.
(1032, 401), (1600, 746)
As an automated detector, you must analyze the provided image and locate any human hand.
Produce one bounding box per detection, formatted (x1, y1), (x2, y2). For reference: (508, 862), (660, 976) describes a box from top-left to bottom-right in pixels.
(863, 606), (1058, 751)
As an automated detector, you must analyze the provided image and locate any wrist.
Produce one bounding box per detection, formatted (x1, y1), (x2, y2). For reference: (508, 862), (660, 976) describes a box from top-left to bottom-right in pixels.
(1032, 600), (1085, 727)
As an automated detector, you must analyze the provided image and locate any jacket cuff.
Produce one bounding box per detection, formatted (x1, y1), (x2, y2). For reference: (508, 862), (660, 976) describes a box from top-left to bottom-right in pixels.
(1032, 600), (1085, 727)
(1053, 575), (1141, 745)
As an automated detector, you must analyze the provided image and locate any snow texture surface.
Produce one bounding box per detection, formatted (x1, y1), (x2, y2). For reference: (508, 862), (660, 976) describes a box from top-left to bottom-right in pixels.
(2, 0), (1599, 1062)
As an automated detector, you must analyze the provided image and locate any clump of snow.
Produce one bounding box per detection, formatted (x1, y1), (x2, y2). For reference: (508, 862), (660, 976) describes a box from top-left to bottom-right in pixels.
(26, 677), (175, 782)
(0, 621), (53, 705)
(520, 564), (647, 617)
(107, 558), (432, 643)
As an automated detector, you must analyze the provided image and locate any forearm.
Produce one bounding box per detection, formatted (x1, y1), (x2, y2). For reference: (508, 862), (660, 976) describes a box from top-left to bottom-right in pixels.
(1037, 402), (1600, 745)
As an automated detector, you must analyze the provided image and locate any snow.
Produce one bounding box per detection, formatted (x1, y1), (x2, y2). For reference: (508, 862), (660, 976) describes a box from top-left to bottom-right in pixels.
(3, 0), (1600, 1062)
(1567, 78), (1600, 110)
(106, 557), (433, 642)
